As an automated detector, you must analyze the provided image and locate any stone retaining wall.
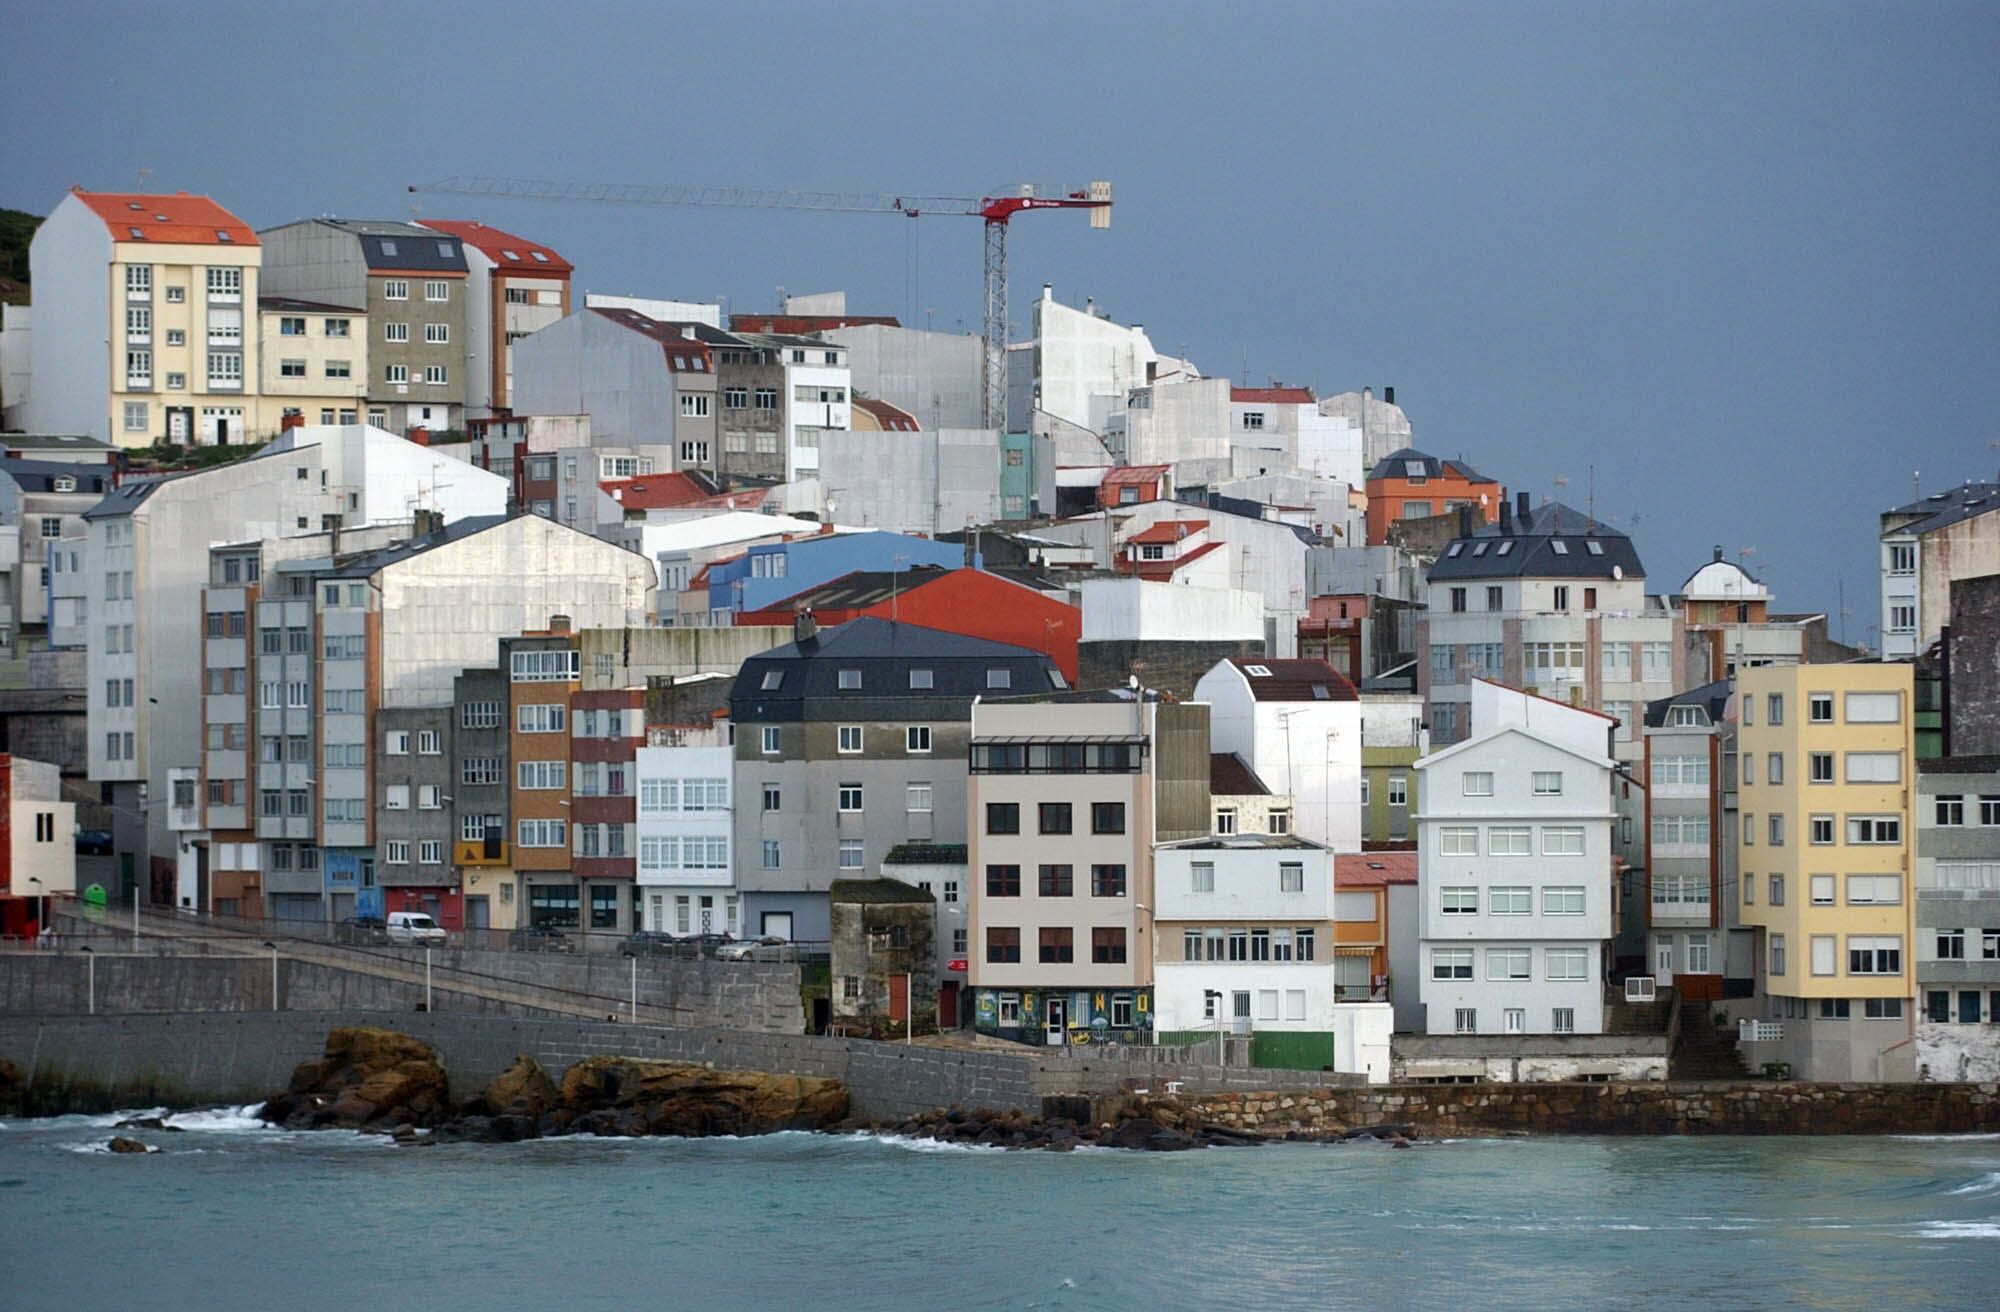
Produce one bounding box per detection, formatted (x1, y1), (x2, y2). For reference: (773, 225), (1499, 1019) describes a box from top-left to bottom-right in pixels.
(1188, 1080), (2000, 1136)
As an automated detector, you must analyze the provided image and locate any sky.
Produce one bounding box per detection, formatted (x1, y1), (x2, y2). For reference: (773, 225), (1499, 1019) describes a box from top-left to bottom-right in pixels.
(5, 0), (1996, 640)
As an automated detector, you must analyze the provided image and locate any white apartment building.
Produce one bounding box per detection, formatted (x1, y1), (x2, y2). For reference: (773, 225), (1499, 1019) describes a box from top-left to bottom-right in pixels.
(1416, 680), (1618, 1036)
(1422, 494), (1684, 760)
(1878, 482), (2000, 661)
(1192, 657), (1363, 853)
(760, 335), (850, 482)
(23, 189), (262, 446)
(634, 743), (738, 936)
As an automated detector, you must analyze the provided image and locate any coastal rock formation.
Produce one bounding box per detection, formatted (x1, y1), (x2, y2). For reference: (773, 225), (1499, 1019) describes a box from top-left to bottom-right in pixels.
(0, 1057), (22, 1115)
(258, 1027), (451, 1131)
(481, 1054), (559, 1118)
(107, 1136), (154, 1153)
(855, 1097), (1282, 1152)
(552, 1057), (850, 1137)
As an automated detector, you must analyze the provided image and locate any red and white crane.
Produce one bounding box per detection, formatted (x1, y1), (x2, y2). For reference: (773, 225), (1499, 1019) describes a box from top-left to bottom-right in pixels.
(408, 175), (1113, 428)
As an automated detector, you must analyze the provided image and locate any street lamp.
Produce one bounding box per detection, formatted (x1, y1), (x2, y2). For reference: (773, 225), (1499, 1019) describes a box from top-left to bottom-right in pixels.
(262, 941), (279, 1011)
(79, 944), (95, 1015)
(1205, 988), (1224, 1064)
(27, 877), (46, 943)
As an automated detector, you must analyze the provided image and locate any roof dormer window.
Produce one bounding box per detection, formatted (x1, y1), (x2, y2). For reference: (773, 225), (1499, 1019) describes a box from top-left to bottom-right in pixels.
(380, 240), (398, 256)
(1551, 540), (1570, 555)
(436, 242), (454, 258)
(1585, 540), (1604, 555)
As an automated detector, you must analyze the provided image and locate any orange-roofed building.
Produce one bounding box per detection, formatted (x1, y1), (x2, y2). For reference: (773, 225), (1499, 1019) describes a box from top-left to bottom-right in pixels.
(1096, 463), (1173, 508)
(20, 189), (265, 446)
(1364, 446), (1503, 545)
(1334, 852), (1417, 1014)
(417, 219), (573, 417)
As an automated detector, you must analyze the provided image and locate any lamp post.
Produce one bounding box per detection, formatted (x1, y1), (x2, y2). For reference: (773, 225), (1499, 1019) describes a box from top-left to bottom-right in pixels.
(79, 945), (95, 1015)
(263, 941), (279, 1011)
(424, 945), (433, 1012)
(1205, 988), (1224, 1065)
(629, 953), (638, 1023)
(28, 877), (46, 943)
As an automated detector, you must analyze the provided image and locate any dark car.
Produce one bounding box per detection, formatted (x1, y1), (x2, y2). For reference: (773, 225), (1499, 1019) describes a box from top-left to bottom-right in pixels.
(334, 914), (390, 946)
(510, 925), (575, 953)
(620, 930), (684, 958)
(677, 932), (736, 959)
(75, 829), (114, 856)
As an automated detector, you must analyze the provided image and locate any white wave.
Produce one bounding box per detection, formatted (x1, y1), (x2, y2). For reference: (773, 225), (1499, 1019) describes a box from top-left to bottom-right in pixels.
(1894, 1133), (2000, 1142)
(163, 1105), (271, 1133)
(846, 1131), (1007, 1154)
(1910, 1220), (2000, 1239)
(1946, 1172), (2000, 1197)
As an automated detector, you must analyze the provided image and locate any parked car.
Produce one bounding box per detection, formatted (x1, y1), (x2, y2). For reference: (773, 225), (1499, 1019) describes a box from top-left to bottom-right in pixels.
(620, 930), (683, 958)
(509, 925), (574, 953)
(386, 912), (448, 946)
(74, 828), (113, 856)
(676, 932), (736, 958)
(334, 914), (390, 946)
(716, 935), (789, 962)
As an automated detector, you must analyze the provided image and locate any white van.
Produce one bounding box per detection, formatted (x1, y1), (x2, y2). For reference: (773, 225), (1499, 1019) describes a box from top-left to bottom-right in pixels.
(386, 911), (447, 946)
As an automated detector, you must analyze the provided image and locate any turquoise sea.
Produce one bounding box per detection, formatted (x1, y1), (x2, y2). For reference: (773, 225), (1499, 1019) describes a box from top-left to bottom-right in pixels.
(3, 1107), (1997, 1310)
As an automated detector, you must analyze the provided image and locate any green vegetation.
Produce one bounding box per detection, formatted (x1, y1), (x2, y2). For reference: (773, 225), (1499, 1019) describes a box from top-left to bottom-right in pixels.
(135, 438), (272, 472)
(0, 208), (39, 305)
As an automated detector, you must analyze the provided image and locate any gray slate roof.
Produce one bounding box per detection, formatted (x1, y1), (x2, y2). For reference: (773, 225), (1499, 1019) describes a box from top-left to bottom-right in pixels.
(1644, 679), (1732, 729)
(1369, 446), (1496, 484)
(1428, 500), (1646, 582)
(0, 460), (112, 494)
(1883, 482), (2000, 539)
(731, 616), (1064, 724)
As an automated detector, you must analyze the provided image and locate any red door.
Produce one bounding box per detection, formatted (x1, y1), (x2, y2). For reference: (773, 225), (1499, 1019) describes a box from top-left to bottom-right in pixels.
(939, 981), (959, 1029)
(888, 974), (909, 1023)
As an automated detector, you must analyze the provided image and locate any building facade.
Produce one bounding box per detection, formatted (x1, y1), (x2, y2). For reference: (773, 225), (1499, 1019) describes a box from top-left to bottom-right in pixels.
(1641, 681), (1752, 997)
(415, 220), (572, 418)
(1735, 664), (1918, 1081)
(1914, 757), (2000, 1080)
(1192, 657), (1363, 854)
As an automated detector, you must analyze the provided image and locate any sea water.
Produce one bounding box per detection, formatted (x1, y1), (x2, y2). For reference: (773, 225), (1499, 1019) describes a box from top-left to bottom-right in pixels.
(2, 1109), (1996, 1310)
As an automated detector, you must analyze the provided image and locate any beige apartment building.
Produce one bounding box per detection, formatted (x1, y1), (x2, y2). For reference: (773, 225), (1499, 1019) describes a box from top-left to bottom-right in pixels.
(256, 296), (368, 430)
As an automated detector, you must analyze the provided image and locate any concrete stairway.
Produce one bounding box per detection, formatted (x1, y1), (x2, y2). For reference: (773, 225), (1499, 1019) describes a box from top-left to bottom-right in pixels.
(1671, 1000), (1750, 1081)
(1602, 990), (1672, 1036)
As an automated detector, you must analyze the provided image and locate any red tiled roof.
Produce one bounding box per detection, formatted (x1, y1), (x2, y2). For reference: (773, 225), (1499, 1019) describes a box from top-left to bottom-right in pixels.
(1227, 657), (1360, 702)
(1335, 852), (1418, 886)
(687, 487), (775, 511)
(600, 473), (712, 510)
(418, 219), (573, 275)
(1100, 464), (1170, 488)
(729, 314), (899, 333)
(74, 189), (257, 246)
(852, 397), (921, 431)
(1232, 386), (1315, 405)
(1128, 519), (1206, 545)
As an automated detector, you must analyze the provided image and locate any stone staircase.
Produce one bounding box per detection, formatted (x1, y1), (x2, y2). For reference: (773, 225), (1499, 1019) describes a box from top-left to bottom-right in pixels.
(1602, 989), (1671, 1036)
(1671, 999), (1750, 1081)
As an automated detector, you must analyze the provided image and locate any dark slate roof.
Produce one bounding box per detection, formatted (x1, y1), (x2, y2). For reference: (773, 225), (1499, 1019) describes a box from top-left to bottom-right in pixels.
(731, 616), (1064, 724)
(1368, 446), (1496, 484)
(1227, 657), (1359, 702)
(883, 843), (968, 866)
(1883, 482), (2000, 538)
(1428, 500), (1646, 582)
(1170, 489), (1321, 545)
(1643, 678), (1732, 729)
(1209, 752), (1270, 796)
(0, 434), (117, 453)
(1916, 755), (2000, 777)
(259, 295), (364, 315)
(0, 460), (112, 494)
(327, 515), (508, 577)
(81, 475), (174, 520)
(1168, 834), (1325, 852)
(309, 219), (468, 273)
(829, 878), (936, 905)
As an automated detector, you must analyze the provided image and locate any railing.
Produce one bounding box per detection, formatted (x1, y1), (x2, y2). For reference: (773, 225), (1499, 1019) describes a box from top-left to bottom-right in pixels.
(1739, 1020), (1783, 1043)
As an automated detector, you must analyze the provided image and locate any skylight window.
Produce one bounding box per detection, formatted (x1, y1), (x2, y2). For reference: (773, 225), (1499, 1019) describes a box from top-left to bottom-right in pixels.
(126, 202), (142, 211)
(1311, 684), (1331, 700)
(1551, 540), (1570, 555)
(1447, 543), (1464, 557)
(1244, 664), (1273, 677)
(1585, 540), (1604, 555)
(216, 230), (232, 242)
(380, 240), (398, 256)
(437, 242), (454, 258)
(1496, 541), (1514, 555)
(531, 251), (550, 262)
(1404, 460), (1427, 477)
(1472, 542), (1488, 556)
(128, 227), (145, 239)
(501, 249), (521, 261)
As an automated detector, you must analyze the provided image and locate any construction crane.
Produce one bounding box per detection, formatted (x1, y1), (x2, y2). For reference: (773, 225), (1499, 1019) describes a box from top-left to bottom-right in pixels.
(408, 175), (1112, 428)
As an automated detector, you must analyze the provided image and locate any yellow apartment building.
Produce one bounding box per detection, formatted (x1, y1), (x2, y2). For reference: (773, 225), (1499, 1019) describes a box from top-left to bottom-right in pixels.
(1736, 663), (1916, 1081)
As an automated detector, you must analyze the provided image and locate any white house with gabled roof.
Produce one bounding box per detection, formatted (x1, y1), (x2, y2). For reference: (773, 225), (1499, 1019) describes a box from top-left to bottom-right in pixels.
(1192, 656), (1363, 853)
(1415, 679), (1617, 1036)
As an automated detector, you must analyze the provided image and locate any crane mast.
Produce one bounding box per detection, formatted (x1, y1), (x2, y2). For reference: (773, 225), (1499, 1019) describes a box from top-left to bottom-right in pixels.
(409, 175), (1112, 428)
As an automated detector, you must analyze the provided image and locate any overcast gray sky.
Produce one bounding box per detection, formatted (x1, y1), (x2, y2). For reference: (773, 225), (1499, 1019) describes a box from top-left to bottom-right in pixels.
(6, 0), (1995, 637)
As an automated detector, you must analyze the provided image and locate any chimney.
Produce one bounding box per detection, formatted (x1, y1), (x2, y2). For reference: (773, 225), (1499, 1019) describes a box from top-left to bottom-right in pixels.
(1456, 504), (1473, 538)
(548, 614), (571, 634)
(1499, 497), (1514, 535)
(1517, 490), (1531, 524)
(1713, 544), (1725, 563)
(793, 605), (818, 647)
(1383, 386), (1395, 406)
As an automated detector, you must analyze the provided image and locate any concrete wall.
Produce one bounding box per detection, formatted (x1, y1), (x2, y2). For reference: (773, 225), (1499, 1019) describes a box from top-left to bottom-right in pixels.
(826, 324), (983, 431)
(1392, 1032), (1670, 1082)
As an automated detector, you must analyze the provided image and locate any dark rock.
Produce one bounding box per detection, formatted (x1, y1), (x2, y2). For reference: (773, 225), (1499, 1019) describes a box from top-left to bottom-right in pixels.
(114, 1115), (183, 1132)
(106, 1136), (152, 1154)
(259, 1028), (450, 1132)
(484, 1054), (558, 1118)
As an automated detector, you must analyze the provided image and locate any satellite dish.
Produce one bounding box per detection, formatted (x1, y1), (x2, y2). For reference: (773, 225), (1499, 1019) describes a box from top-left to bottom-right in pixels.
(1613, 565), (1624, 580)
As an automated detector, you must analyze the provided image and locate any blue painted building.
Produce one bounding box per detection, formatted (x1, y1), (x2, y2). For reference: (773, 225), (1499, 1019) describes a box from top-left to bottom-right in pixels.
(323, 848), (381, 921)
(707, 530), (965, 618)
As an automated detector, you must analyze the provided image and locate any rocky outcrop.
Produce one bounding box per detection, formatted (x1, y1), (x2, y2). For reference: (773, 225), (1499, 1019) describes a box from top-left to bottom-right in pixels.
(852, 1097), (1285, 1152)
(549, 1057), (850, 1137)
(0, 1057), (21, 1116)
(107, 1136), (154, 1153)
(480, 1054), (559, 1118)
(258, 1027), (451, 1132)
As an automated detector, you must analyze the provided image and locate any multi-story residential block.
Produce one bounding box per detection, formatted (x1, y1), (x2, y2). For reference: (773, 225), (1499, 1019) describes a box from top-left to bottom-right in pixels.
(1415, 680), (1618, 1037)
(1152, 834), (1343, 1066)
(1334, 851), (1421, 1026)
(256, 296), (367, 430)
(1641, 680), (1753, 997)
(24, 189), (261, 446)
(1735, 664), (1917, 1081)
(1421, 495), (1685, 757)
(1192, 657), (1362, 853)
(0, 459), (111, 657)
(1227, 385), (1363, 487)
(571, 685), (644, 935)
(1360, 689), (1423, 844)
(259, 219), (469, 434)
(634, 741), (737, 939)
(1365, 447), (1502, 546)
(1673, 547), (1858, 683)
(968, 690), (1209, 1044)
(1913, 754), (2000, 1079)
(750, 332), (850, 483)
(1879, 482), (2000, 661)
(451, 665), (512, 932)
(733, 615), (1065, 944)
(509, 307), (713, 487)
(415, 220), (572, 418)
(374, 706), (456, 925)
(505, 632), (582, 932)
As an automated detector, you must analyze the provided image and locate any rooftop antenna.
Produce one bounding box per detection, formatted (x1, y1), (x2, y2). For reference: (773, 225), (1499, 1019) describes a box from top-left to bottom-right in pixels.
(1552, 476), (1569, 532)
(138, 166), (152, 190)
(1913, 469), (1921, 502)
(1586, 464), (1595, 526)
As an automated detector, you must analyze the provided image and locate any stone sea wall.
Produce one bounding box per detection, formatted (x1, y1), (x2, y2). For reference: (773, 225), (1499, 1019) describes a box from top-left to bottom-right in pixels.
(1188, 1080), (2000, 1136)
